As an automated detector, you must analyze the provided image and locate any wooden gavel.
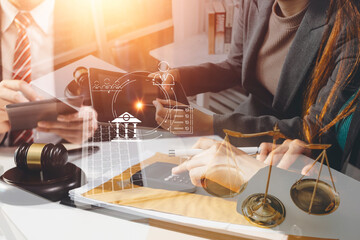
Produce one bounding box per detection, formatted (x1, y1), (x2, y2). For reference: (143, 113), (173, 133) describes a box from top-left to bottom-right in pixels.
(14, 143), (68, 171)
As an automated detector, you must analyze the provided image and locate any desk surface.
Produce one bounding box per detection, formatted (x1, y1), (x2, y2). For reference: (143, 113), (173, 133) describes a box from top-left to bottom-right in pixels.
(68, 136), (360, 240)
(0, 148), (206, 240)
(2, 137), (360, 240)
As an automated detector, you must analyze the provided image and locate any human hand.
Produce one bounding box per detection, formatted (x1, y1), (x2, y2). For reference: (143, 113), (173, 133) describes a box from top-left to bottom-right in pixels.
(172, 138), (265, 190)
(257, 139), (315, 175)
(0, 80), (41, 133)
(37, 106), (98, 144)
(153, 99), (214, 136)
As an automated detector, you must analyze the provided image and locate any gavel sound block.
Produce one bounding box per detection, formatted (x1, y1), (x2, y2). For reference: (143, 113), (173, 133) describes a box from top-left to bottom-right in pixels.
(1, 143), (86, 202)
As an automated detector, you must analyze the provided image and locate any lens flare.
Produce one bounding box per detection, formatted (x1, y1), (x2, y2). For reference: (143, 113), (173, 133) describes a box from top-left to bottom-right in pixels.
(135, 101), (144, 110)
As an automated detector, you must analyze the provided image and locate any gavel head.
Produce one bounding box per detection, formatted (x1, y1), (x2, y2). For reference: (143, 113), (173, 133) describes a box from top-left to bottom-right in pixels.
(14, 143), (68, 171)
(73, 67), (89, 88)
(72, 67), (90, 104)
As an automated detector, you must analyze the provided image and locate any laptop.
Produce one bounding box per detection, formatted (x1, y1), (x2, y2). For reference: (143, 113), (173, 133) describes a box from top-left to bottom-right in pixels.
(88, 68), (189, 129)
(69, 68), (195, 203)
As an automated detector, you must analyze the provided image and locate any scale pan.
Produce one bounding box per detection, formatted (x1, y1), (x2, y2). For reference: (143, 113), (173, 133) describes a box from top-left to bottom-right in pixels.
(201, 165), (247, 198)
(290, 179), (340, 215)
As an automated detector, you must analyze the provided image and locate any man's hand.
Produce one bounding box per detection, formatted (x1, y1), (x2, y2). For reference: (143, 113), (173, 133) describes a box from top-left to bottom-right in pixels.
(153, 99), (214, 136)
(37, 106), (98, 145)
(0, 80), (40, 134)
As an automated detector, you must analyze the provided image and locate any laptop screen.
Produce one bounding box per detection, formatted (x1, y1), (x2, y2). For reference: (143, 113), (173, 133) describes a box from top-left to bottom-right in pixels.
(89, 68), (189, 127)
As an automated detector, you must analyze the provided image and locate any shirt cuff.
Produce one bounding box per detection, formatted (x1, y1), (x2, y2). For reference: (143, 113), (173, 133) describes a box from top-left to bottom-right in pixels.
(0, 133), (8, 146)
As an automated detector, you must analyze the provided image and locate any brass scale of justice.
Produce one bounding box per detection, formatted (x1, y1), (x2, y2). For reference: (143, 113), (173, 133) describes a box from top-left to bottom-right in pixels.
(200, 125), (340, 228)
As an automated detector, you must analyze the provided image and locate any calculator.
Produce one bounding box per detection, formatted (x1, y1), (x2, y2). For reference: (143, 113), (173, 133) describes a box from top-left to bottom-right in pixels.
(130, 162), (196, 193)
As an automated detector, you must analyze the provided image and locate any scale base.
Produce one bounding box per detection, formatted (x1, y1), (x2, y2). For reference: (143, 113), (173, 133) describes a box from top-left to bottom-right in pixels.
(1, 163), (86, 202)
(241, 193), (286, 228)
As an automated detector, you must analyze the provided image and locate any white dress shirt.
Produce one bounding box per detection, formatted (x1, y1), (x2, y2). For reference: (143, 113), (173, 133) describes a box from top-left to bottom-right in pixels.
(0, 0), (58, 145)
(1, 0), (55, 80)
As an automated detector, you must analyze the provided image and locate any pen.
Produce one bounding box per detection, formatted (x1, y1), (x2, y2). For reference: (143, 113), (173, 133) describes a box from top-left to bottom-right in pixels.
(138, 104), (190, 110)
(68, 146), (100, 155)
(169, 147), (260, 157)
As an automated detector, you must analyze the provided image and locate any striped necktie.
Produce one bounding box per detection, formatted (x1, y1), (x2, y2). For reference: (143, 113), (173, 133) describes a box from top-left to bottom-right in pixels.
(10, 12), (34, 145)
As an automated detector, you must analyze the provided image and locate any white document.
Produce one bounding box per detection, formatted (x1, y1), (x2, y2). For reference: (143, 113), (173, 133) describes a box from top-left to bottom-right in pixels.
(31, 55), (124, 98)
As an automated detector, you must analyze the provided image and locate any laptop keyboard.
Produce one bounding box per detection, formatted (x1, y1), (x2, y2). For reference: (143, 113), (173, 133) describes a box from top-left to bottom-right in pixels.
(91, 123), (117, 142)
(81, 123), (141, 192)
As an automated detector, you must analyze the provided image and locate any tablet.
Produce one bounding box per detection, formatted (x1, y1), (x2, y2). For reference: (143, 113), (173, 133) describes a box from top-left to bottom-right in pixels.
(89, 68), (189, 128)
(6, 97), (83, 131)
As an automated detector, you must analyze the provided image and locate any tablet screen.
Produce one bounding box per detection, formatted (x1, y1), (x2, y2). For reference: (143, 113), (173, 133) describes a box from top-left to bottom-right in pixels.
(6, 97), (82, 131)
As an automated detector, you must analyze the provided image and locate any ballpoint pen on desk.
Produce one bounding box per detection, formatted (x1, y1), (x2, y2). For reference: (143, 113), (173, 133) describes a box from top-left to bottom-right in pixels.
(168, 147), (260, 158)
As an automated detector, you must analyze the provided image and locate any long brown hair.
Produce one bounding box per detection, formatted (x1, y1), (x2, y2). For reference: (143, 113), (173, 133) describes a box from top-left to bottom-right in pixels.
(303, 0), (360, 143)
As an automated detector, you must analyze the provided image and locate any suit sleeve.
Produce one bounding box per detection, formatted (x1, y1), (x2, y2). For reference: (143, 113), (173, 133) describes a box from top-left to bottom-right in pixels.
(214, 37), (360, 149)
(177, 2), (245, 96)
(214, 113), (304, 146)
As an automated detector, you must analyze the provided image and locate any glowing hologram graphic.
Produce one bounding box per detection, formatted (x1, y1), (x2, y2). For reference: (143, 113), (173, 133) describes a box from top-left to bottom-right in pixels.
(111, 112), (142, 141)
(168, 105), (194, 135)
(152, 61), (175, 86)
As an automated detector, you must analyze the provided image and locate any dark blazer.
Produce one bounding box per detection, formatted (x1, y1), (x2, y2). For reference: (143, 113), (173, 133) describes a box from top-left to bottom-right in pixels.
(178, 0), (359, 170)
(342, 102), (360, 171)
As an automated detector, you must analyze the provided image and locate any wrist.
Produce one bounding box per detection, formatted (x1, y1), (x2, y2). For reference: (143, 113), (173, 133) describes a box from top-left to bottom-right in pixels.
(202, 114), (214, 135)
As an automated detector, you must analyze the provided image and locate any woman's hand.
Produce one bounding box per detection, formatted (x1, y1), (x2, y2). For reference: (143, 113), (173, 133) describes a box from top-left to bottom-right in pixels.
(171, 137), (319, 191)
(258, 139), (315, 175)
(153, 99), (214, 136)
(172, 138), (265, 188)
(37, 106), (98, 144)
